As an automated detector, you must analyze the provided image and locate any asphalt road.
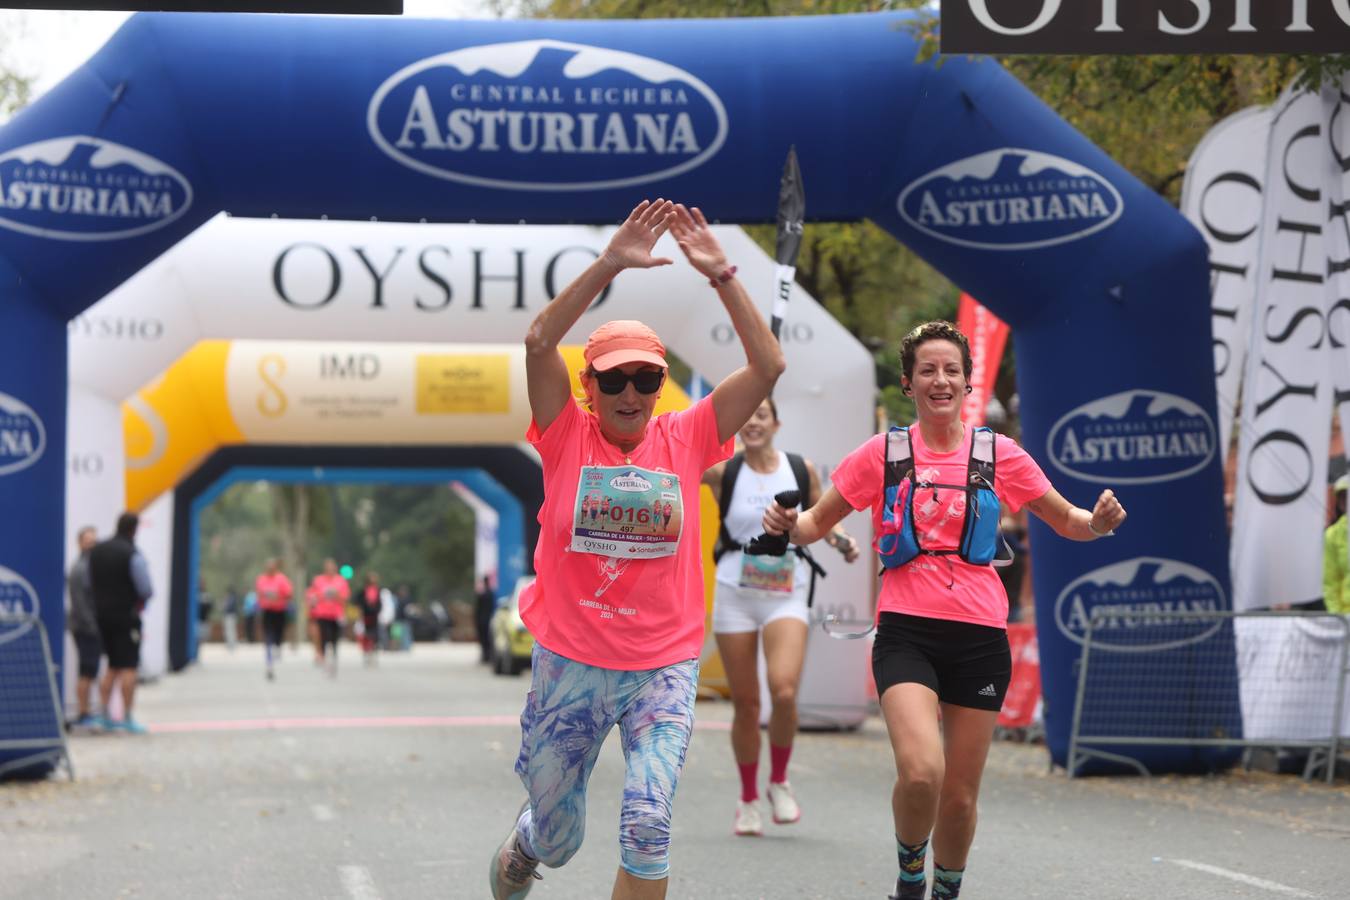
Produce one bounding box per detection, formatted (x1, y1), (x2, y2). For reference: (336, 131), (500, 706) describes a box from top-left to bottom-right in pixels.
(2, 642), (1348, 899)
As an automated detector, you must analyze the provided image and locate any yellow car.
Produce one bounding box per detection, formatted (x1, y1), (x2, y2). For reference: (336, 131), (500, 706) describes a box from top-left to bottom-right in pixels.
(490, 576), (535, 676)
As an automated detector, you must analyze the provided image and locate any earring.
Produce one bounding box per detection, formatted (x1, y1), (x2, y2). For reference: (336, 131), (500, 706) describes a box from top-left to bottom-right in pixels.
(965, 385), (973, 394)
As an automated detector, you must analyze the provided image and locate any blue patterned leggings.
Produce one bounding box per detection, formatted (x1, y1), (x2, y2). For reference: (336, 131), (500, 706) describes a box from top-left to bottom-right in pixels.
(514, 644), (699, 880)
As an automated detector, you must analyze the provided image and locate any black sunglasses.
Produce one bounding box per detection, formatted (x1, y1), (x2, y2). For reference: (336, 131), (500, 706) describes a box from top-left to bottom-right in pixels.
(590, 368), (665, 395)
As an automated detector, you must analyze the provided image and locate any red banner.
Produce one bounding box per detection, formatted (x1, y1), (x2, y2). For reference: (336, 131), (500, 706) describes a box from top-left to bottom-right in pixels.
(998, 622), (1041, 730)
(956, 293), (1009, 427)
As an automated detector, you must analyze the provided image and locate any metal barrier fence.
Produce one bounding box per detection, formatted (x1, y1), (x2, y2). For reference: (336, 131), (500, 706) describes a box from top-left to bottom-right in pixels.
(1069, 610), (1349, 783)
(0, 613), (73, 781)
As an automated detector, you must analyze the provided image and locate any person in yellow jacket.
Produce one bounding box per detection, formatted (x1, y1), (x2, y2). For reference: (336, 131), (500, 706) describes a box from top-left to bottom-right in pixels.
(1324, 475), (1350, 615)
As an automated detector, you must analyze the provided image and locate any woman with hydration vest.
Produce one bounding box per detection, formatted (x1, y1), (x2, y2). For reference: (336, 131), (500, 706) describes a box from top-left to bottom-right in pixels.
(701, 397), (860, 836)
(762, 321), (1126, 900)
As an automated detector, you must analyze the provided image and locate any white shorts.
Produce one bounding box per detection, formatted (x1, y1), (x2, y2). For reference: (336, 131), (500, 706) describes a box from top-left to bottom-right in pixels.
(712, 580), (810, 634)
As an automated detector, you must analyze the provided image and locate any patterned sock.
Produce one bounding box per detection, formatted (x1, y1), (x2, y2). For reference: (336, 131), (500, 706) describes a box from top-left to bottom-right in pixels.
(514, 805), (538, 860)
(769, 743), (792, 784)
(737, 762), (759, 802)
(894, 836), (929, 898)
(932, 864), (965, 899)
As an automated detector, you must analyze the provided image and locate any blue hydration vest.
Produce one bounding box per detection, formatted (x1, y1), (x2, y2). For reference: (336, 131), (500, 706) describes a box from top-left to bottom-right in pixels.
(877, 426), (1010, 569)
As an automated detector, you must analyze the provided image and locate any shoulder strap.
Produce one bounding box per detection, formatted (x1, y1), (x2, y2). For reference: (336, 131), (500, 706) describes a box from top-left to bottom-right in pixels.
(786, 452), (811, 510)
(969, 426), (996, 487)
(884, 426), (914, 489)
(715, 452), (746, 562)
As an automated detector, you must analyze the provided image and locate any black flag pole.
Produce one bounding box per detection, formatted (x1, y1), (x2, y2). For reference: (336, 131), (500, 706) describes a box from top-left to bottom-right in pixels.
(771, 145), (805, 340)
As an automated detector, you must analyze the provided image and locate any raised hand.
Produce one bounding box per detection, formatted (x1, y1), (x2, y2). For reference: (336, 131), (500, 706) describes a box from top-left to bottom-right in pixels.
(1091, 489), (1126, 534)
(603, 199), (676, 270)
(670, 204), (729, 280)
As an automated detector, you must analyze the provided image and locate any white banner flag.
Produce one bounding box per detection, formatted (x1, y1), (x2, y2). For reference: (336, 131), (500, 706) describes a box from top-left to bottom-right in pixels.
(1181, 105), (1272, 457)
(1329, 77), (1350, 511)
(1231, 84), (1332, 612)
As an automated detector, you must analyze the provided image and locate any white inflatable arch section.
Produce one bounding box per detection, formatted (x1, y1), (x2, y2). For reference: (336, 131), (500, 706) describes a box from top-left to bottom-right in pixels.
(67, 215), (877, 723)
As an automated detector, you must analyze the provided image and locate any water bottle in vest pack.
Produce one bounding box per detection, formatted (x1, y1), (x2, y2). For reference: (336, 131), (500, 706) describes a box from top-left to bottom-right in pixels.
(877, 426), (1009, 569)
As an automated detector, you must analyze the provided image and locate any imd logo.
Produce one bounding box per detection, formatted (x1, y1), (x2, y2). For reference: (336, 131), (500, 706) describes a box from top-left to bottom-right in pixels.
(368, 39), (728, 191)
(1055, 557), (1225, 652)
(1048, 390), (1216, 485)
(0, 392), (45, 476)
(0, 136), (192, 241)
(898, 148), (1123, 250)
(0, 565), (39, 616)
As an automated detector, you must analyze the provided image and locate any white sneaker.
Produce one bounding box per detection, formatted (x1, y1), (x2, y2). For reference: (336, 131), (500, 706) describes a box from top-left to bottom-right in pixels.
(767, 780), (801, 824)
(733, 799), (763, 836)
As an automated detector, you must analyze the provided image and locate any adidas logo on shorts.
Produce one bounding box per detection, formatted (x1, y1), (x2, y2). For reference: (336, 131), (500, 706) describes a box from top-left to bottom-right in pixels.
(977, 683), (998, 698)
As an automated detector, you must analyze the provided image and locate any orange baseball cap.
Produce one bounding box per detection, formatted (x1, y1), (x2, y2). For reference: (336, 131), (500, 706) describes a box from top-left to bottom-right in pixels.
(584, 320), (668, 371)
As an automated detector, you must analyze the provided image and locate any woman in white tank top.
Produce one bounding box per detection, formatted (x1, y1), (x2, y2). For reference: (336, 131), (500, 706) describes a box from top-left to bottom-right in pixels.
(700, 397), (859, 836)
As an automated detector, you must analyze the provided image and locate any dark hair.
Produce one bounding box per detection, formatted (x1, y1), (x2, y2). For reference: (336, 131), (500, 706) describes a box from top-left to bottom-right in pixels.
(899, 321), (973, 384)
(764, 396), (779, 422)
(115, 512), (139, 539)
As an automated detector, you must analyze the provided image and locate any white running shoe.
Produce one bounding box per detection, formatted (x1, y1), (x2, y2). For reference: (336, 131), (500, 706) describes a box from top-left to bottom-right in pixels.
(733, 799), (763, 836)
(767, 780), (801, 824)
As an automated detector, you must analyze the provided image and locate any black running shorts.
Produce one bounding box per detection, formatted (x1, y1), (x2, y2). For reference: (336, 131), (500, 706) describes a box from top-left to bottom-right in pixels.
(262, 610), (288, 647)
(871, 612), (1011, 712)
(317, 618), (340, 647)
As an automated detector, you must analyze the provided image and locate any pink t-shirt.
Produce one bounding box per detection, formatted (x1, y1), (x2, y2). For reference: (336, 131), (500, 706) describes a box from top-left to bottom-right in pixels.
(831, 426), (1051, 629)
(308, 573), (350, 621)
(521, 397), (732, 670)
(254, 572), (293, 612)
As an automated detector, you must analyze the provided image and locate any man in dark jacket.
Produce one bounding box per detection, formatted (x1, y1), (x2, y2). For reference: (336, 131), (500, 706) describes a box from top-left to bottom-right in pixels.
(475, 575), (497, 664)
(65, 526), (100, 727)
(89, 512), (154, 734)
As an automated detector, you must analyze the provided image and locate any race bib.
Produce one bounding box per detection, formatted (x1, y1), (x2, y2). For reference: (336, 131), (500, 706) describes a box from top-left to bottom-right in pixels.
(571, 465), (683, 559)
(738, 552), (795, 595)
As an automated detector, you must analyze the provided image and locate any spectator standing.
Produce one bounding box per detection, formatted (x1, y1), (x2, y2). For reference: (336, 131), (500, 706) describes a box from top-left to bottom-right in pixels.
(242, 588), (259, 643)
(90, 512), (154, 734)
(221, 586), (240, 652)
(475, 575), (497, 664)
(1324, 476), (1349, 615)
(65, 526), (100, 728)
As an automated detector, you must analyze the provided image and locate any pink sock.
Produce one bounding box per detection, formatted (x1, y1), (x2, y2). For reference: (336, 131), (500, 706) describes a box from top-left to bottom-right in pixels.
(737, 762), (759, 802)
(770, 743), (792, 784)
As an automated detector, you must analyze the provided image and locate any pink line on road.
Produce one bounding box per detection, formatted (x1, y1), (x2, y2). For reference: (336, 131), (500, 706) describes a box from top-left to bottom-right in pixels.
(149, 715), (732, 734)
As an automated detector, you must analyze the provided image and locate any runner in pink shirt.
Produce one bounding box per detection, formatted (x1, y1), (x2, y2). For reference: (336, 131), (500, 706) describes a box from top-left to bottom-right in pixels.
(307, 558), (349, 678)
(762, 322), (1127, 900)
(254, 558), (292, 681)
(489, 200), (784, 900)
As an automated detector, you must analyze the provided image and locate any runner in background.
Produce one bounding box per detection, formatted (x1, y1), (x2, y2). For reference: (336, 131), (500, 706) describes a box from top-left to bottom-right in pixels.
(763, 321), (1126, 900)
(307, 558), (349, 678)
(358, 571), (383, 667)
(254, 558), (292, 682)
(702, 398), (859, 836)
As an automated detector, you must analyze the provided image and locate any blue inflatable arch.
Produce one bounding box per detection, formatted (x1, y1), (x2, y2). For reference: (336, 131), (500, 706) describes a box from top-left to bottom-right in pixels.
(173, 450), (534, 671)
(0, 11), (1233, 771)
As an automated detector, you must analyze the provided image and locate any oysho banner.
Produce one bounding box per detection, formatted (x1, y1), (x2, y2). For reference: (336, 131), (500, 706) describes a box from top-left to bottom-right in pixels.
(1181, 105), (1272, 459)
(1231, 83), (1333, 611)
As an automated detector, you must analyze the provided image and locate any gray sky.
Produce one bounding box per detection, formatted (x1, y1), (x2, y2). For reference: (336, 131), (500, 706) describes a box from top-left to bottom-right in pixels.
(0, 1), (495, 105)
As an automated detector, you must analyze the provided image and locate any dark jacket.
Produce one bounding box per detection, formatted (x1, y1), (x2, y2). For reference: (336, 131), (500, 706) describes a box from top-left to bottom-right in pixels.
(89, 536), (152, 624)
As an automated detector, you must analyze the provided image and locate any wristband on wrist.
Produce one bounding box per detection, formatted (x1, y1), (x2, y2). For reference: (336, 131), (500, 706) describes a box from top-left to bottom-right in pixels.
(1088, 519), (1115, 538)
(708, 265), (737, 288)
